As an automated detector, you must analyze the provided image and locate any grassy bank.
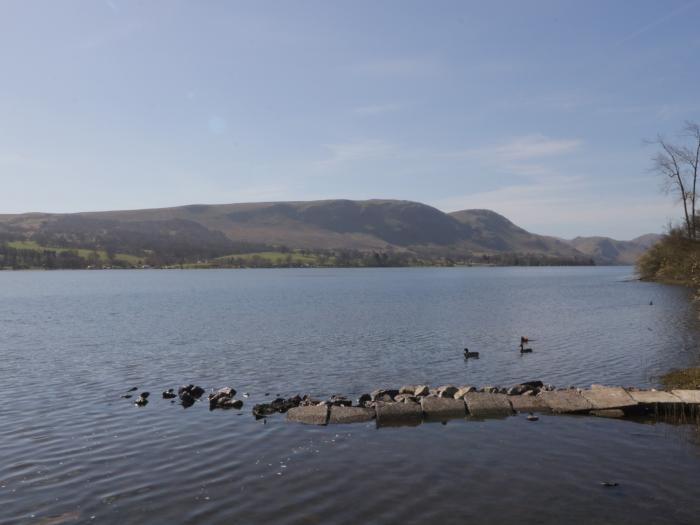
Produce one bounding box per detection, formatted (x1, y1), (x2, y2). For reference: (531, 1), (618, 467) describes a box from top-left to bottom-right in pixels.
(636, 229), (700, 288)
(660, 367), (700, 389)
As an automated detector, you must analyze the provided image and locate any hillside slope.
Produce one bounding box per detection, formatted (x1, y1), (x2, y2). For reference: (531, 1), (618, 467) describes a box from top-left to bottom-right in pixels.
(0, 199), (646, 266)
(565, 234), (662, 265)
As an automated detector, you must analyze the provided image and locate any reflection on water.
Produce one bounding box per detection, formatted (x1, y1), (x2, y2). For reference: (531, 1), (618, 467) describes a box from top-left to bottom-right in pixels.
(2, 267), (700, 524)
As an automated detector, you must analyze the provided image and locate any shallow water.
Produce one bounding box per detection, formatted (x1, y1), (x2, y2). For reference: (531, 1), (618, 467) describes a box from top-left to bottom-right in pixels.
(2, 267), (700, 524)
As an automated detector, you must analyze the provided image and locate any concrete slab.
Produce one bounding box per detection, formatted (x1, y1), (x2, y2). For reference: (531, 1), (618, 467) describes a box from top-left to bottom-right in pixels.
(375, 402), (423, 428)
(328, 406), (375, 424)
(286, 405), (329, 425)
(538, 390), (593, 413)
(463, 393), (514, 418)
(580, 387), (637, 410)
(420, 397), (466, 421)
(671, 390), (700, 404)
(509, 395), (551, 413)
(628, 390), (682, 404)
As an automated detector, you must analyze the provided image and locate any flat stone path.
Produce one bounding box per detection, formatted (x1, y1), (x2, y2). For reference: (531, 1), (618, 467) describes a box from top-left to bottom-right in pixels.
(285, 386), (700, 426)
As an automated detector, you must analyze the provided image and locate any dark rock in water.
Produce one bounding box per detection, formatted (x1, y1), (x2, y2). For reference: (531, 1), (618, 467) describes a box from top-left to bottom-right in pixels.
(357, 394), (372, 407)
(140, 392), (150, 399)
(127, 387), (138, 392)
(414, 385), (430, 397)
(190, 386), (205, 398)
(135, 395), (148, 406)
(209, 387), (238, 410)
(328, 395), (352, 407)
(252, 395), (303, 418)
(178, 384), (205, 405)
(370, 389), (398, 402)
(216, 398), (243, 410)
(178, 384), (194, 396)
(180, 391), (196, 408)
(162, 389), (176, 399)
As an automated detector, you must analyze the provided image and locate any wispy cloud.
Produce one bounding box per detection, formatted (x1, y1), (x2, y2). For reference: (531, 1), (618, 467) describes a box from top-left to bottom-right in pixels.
(452, 134), (582, 161)
(314, 140), (396, 170)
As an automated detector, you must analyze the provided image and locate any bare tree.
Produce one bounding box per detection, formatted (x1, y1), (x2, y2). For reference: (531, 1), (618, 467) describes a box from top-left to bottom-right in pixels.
(652, 121), (700, 239)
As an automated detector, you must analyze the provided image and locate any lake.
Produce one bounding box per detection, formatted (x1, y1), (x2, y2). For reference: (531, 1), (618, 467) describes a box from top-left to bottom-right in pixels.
(2, 267), (700, 524)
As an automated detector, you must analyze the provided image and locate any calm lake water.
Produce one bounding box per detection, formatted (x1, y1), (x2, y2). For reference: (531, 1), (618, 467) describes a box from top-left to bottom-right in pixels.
(2, 267), (700, 524)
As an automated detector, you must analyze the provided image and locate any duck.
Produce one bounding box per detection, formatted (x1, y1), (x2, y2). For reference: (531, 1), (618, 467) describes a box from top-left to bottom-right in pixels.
(464, 348), (480, 359)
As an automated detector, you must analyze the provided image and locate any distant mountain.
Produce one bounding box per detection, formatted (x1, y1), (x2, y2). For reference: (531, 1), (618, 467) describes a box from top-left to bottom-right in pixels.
(0, 199), (654, 267)
(565, 234), (662, 265)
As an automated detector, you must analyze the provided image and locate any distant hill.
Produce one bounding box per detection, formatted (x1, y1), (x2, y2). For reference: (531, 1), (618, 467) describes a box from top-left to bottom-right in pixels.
(565, 234), (662, 265)
(0, 199), (654, 268)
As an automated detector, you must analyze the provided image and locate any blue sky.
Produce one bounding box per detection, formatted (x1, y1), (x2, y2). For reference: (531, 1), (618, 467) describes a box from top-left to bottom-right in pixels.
(1, 1), (699, 239)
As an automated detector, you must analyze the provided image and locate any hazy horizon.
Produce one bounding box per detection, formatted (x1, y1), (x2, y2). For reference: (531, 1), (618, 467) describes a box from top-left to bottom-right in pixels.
(2, 1), (699, 239)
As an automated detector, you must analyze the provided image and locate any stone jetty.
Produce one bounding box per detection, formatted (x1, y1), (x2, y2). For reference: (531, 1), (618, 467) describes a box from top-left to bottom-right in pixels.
(283, 383), (700, 426)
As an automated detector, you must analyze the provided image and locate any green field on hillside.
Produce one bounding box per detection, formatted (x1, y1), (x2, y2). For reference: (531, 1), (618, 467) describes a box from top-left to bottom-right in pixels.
(6, 240), (142, 265)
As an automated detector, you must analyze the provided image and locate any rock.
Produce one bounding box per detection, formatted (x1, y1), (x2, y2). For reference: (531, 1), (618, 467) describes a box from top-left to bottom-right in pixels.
(453, 386), (475, 399)
(375, 402), (423, 428)
(287, 405), (329, 425)
(190, 386), (205, 398)
(521, 380), (544, 389)
(480, 386), (499, 394)
(329, 406), (375, 424)
(209, 387), (236, 400)
(134, 395), (148, 407)
(580, 387), (637, 410)
(628, 390), (682, 405)
(421, 397), (466, 421)
(399, 385), (417, 395)
(393, 394), (411, 403)
(464, 393), (514, 418)
(180, 391), (196, 408)
(252, 396), (302, 417)
(590, 409), (625, 418)
(670, 390), (700, 404)
(538, 390), (593, 413)
(509, 394), (550, 413)
(179, 384), (205, 402)
(414, 385), (430, 397)
(162, 388), (176, 399)
(436, 385), (459, 398)
(328, 395), (352, 407)
(209, 387), (240, 410)
(140, 392), (150, 399)
(357, 393), (372, 407)
(218, 399), (244, 410)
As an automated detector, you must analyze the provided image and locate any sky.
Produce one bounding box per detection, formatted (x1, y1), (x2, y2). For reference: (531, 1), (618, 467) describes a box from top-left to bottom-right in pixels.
(1, 1), (700, 239)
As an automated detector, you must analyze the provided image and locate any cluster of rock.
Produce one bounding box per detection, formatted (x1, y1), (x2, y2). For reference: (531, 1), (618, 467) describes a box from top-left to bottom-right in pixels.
(208, 387), (243, 410)
(284, 382), (700, 426)
(127, 384), (245, 410)
(252, 394), (352, 418)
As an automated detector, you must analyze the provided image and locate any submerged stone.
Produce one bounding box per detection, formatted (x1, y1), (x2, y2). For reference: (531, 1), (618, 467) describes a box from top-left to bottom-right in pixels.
(287, 405), (329, 425)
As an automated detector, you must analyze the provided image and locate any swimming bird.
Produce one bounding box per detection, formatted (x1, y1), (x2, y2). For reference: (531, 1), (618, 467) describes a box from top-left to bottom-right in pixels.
(519, 343), (533, 353)
(464, 348), (479, 359)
